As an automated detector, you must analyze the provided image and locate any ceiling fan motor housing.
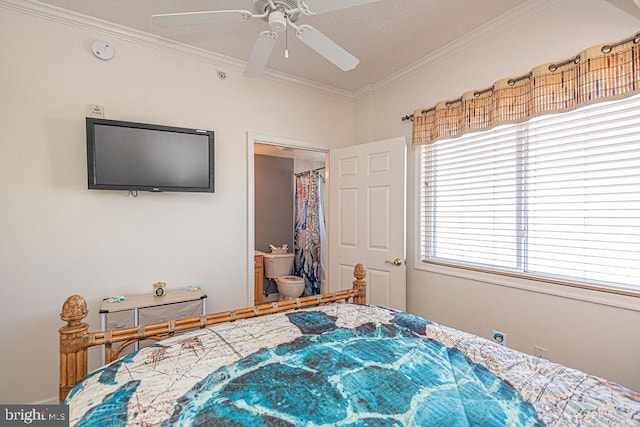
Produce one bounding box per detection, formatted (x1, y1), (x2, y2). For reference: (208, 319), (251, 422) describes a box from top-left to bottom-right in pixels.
(253, 0), (301, 23)
(269, 10), (287, 32)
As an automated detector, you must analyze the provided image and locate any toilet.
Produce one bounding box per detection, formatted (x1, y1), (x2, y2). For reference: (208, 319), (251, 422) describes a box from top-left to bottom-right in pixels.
(263, 252), (305, 300)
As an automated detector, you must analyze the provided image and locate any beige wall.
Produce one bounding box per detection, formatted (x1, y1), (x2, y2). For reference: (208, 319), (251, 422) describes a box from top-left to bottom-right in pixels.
(0, 7), (353, 403)
(358, 0), (640, 391)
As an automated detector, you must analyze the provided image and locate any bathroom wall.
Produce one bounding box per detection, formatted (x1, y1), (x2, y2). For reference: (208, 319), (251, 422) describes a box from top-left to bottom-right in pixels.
(254, 155), (294, 253)
(293, 159), (325, 174)
(254, 155), (294, 294)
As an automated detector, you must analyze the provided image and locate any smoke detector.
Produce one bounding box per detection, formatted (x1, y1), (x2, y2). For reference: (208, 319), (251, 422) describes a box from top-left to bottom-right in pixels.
(91, 41), (114, 61)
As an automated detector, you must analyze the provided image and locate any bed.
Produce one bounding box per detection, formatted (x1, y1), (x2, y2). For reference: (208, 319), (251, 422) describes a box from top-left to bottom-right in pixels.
(60, 264), (640, 426)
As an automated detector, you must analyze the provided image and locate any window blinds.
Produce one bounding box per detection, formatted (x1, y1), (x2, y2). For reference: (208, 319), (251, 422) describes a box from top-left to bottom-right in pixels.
(421, 92), (640, 292)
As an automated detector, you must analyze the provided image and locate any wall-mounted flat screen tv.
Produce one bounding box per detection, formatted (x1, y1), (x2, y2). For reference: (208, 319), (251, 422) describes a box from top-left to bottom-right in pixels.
(86, 118), (214, 193)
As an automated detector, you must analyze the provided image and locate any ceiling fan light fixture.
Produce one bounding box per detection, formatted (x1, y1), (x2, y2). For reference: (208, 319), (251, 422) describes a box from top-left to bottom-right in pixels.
(253, 0), (301, 22)
(268, 10), (287, 33)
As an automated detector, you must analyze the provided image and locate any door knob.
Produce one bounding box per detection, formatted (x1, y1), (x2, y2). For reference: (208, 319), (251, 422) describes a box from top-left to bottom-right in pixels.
(385, 257), (403, 266)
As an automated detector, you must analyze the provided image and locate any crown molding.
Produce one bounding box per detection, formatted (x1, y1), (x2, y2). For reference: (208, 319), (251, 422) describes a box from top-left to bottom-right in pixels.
(367, 0), (560, 95)
(0, 0), (354, 101)
(353, 84), (373, 102)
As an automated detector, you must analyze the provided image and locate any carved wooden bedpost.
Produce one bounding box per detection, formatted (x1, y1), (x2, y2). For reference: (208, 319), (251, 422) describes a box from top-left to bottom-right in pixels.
(353, 263), (367, 304)
(59, 295), (89, 403)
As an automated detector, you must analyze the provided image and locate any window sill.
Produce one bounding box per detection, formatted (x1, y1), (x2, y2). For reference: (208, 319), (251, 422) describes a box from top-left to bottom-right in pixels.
(413, 260), (640, 312)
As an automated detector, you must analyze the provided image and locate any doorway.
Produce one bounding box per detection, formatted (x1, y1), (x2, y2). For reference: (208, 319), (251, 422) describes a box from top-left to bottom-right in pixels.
(246, 133), (330, 306)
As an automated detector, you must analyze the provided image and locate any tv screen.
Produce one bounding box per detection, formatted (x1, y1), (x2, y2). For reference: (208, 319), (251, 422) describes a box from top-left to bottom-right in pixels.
(86, 118), (214, 193)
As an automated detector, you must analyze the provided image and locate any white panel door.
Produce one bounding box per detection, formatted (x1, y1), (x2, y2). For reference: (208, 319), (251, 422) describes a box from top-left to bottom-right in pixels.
(329, 137), (406, 310)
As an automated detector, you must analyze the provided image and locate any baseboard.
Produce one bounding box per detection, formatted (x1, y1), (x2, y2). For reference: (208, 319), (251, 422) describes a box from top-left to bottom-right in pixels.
(33, 397), (58, 405)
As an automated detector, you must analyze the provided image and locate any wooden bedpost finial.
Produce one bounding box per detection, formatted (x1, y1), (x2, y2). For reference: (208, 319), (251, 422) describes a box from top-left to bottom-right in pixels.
(59, 295), (89, 404)
(61, 294), (88, 326)
(353, 263), (367, 304)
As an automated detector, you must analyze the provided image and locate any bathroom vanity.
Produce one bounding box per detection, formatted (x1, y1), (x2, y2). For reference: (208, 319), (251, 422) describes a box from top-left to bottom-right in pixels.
(254, 251), (264, 305)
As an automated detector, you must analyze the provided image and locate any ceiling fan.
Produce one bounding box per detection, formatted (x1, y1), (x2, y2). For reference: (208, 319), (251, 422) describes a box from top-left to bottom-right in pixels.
(151, 0), (382, 77)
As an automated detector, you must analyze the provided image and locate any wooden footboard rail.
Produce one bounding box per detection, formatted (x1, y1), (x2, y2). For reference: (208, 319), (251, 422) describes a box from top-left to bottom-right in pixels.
(59, 263), (367, 403)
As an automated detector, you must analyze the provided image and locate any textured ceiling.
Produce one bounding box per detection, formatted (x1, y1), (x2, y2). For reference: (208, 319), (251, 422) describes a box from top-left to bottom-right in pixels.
(28, 0), (640, 91)
(34, 0), (534, 91)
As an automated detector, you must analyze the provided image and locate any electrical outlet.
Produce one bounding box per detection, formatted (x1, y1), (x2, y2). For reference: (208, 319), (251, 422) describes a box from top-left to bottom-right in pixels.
(492, 330), (506, 346)
(534, 345), (549, 359)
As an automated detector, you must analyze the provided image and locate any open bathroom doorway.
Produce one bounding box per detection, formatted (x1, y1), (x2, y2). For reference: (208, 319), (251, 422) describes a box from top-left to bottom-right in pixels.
(247, 133), (330, 306)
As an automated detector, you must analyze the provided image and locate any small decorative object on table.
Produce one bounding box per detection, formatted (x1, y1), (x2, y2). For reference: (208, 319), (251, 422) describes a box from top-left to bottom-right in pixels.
(107, 295), (126, 303)
(152, 281), (166, 297)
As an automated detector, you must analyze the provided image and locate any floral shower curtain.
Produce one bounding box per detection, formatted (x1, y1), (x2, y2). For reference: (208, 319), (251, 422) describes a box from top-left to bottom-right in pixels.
(293, 169), (325, 296)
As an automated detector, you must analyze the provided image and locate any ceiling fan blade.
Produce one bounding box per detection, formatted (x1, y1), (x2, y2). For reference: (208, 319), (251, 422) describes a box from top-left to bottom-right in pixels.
(151, 10), (253, 27)
(295, 25), (359, 71)
(244, 31), (279, 77)
(300, 0), (382, 14)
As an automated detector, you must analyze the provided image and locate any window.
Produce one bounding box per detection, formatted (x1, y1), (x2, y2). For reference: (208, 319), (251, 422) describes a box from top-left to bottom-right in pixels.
(420, 93), (640, 294)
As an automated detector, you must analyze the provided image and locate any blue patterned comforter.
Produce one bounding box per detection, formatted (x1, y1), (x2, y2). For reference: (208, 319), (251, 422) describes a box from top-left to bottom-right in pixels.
(66, 304), (640, 426)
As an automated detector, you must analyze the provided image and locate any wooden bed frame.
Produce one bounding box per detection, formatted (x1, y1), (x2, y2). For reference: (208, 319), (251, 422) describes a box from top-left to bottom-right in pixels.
(59, 264), (367, 403)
